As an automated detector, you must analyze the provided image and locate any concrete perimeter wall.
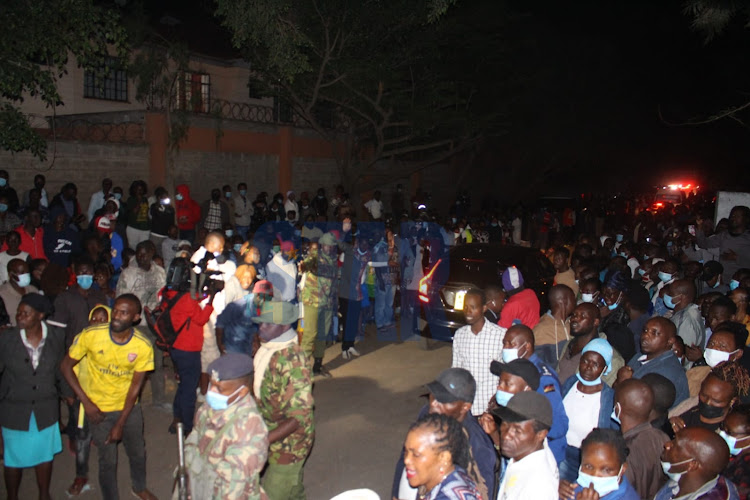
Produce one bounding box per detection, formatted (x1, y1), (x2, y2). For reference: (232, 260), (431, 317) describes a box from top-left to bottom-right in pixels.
(0, 141), (150, 204)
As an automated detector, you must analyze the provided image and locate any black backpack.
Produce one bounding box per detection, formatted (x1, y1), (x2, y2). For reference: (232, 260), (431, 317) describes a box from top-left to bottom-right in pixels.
(144, 291), (191, 352)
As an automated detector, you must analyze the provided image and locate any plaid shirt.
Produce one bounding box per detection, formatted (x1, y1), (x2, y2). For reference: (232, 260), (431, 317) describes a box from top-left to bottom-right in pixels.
(452, 319), (506, 416)
(204, 201), (223, 231)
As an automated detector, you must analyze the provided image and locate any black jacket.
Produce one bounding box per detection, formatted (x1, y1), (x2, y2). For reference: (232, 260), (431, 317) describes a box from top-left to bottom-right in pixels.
(0, 323), (69, 430)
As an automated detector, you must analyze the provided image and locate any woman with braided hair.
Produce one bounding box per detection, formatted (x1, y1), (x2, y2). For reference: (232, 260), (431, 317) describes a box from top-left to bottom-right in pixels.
(401, 413), (483, 500)
(670, 360), (750, 435)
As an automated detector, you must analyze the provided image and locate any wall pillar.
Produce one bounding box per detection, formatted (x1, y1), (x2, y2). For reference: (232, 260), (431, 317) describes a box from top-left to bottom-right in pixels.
(279, 126), (292, 194)
(144, 113), (168, 189)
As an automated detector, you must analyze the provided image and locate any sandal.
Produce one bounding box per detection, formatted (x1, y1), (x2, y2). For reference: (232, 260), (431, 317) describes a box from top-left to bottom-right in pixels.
(67, 477), (88, 496)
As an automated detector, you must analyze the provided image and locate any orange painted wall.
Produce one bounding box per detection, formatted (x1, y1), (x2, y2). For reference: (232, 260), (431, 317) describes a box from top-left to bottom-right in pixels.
(143, 112), (341, 192)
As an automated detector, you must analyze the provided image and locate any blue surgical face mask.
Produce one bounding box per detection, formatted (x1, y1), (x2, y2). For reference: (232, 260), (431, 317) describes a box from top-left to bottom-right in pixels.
(730, 279), (741, 291)
(114, 192), (122, 200)
(225, 230), (234, 237)
(225, 192), (231, 199)
(619, 252), (627, 258)
(0, 178), (7, 187)
(616, 234), (624, 242)
(501, 343), (527, 363)
(77, 274), (94, 290)
(663, 294), (677, 310)
(638, 268), (646, 276)
(239, 189), (247, 196)
(576, 371), (602, 387)
(0, 203), (7, 213)
(576, 465), (623, 497)
(607, 292), (622, 311)
(273, 245), (280, 254)
(206, 385), (245, 411)
(16, 273), (31, 287)
(661, 458), (694, 483)
(611, 402), (621, 424)
(718, 430), (750, 456)
(233, 243), (242, 253)
(495, 389), (513, 406)
(175, 194), (183, 201)
(658, 271), (673, 283)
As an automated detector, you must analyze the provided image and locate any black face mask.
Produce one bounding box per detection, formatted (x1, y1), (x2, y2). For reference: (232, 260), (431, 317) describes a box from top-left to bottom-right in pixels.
(698, 400), (727, 419)
(211, 194), (220, 202)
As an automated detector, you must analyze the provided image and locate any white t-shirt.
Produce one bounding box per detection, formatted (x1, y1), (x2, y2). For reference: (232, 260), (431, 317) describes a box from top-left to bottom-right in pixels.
(498, 445), (559, 500)
(364, 198), (383, 219)
(563, 383), (601, 448)
(0, 251), (29, 284)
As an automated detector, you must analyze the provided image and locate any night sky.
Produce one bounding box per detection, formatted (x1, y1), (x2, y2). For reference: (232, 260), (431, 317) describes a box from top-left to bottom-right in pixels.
(483, 0), (750, 197)
(145, 0), (750, 198)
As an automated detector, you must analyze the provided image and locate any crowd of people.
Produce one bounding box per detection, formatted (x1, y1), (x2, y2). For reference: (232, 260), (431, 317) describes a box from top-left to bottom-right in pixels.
(0, 165), (749, 500)
(399, 203), (750, 500)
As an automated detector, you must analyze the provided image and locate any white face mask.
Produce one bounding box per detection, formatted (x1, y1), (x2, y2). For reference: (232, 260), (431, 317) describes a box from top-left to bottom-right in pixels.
(581, 293), (595, 303)
(704, 348), (738, 368)
(501, 343), (527, 363)
(576, 465), (623, 497)
(661, 457), (694, 483)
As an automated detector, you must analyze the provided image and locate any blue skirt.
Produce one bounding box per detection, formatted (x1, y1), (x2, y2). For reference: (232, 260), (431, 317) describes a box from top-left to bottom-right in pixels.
(2, 412), (62, 468)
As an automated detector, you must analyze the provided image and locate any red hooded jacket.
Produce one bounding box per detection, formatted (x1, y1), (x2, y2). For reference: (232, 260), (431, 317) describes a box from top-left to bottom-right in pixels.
(175, 184), (201, 231)
(162, 289), (214, 352)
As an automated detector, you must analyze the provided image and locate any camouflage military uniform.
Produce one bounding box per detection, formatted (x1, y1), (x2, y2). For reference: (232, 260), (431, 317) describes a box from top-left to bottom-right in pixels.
(257, 343), (314, 500)
(299, 248), (338, 360)
(183, 394), (269, 500)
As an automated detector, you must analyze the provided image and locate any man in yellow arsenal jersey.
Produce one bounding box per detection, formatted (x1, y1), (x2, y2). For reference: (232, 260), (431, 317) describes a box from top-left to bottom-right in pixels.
(61, 294), (156, 500)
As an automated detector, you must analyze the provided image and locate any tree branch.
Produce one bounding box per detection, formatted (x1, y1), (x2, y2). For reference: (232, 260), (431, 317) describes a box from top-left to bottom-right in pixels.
(659, 100), (750, 127)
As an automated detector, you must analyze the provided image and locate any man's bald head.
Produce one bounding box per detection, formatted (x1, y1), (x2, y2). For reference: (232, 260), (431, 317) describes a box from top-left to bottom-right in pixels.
(577, 302), (601, 320)
(649, 316), (677, 339)
(672, 279), (696, 302)
(549, 284), (576, 316)
(616, 378), (654, 422)
(505, 324), (535, 350)
(679, 427), (730, 477)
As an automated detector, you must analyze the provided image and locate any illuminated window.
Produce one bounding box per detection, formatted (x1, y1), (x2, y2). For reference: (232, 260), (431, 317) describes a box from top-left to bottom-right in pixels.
(175, 72), (211, 113)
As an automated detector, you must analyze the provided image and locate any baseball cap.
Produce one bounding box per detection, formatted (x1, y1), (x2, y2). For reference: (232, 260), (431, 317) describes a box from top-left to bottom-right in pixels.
(701, 261), (723, 281)
(489, 359), (540, 390)
(253, 279), (273, 295)
(490, 391), (552, 429)
(425, 368), (476, 404)
(94, 215), (113, 234)
(502, 266), (524, 291)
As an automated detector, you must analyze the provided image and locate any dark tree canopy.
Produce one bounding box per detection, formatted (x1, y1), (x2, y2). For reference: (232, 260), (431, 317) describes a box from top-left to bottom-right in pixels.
(215, 0), (519, 191)
(0, 0), (128, 160)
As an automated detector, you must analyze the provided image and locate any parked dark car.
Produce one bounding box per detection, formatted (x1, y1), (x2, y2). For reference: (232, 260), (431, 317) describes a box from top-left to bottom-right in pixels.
(418, 243), (555, 340)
